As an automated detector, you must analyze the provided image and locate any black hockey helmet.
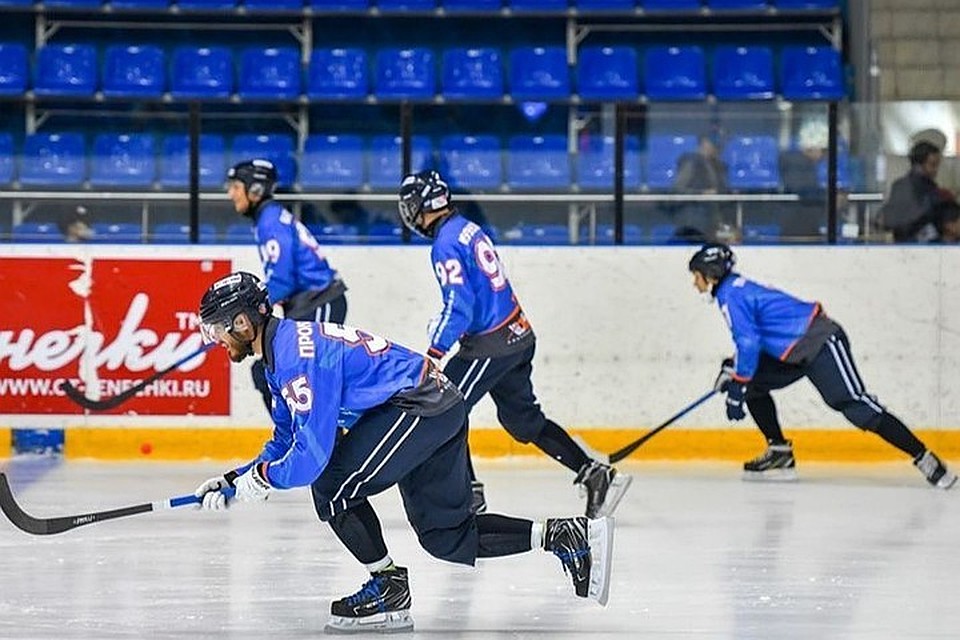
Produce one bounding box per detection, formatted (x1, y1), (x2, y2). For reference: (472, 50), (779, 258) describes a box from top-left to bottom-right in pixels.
(199, 271), (270, 344)
(227, 159), (278, 200)
(398, 170), (452, 238)
(688, 243), (736, 281)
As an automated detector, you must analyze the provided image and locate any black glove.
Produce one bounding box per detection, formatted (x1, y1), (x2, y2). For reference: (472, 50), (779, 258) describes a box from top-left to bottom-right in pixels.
(725, 381), (747, 421)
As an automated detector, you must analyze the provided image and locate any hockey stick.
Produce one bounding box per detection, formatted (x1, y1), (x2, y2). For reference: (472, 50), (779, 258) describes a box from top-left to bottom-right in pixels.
(61, 342), (215, 411)
(608, 389), (717, 463)
(0, 472), (234, 536)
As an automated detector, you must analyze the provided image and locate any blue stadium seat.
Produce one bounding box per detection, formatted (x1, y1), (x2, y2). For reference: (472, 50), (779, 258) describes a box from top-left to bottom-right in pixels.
(301, 134), (365, 190)
(245, 0), (301, 9)
(644, 46), (706, 100)
(91, 223), (142, 243)
(723, 134), (780, 190)
(151, 223), (218, 243)
(309, 223), (362, 244)
(509, 47), (569, 100)
(816, 149), (851, 189)
(508, 0), (566, 9)
(176, 0), (235, 10)
(0, 44), (28, 96)
(0, 133), (12, 184)
(442, 48), (503, 99)
(308, 48), (368, 99)
(111, 0), (169, 8)
(642, 0), (700, 10)
(309, 0), (369, 7)
(12, 223), (63, 243)
(506, 135), (570, 190)
(742, 223), (781, 244)
(440, 134), (502, 190)
(171, 47), (233, 99)
(644, 134), (697, 190)
(0, 0), (34, 6)
(224, 222), (255, 243)
(34, 44), (97, 97)
(713, 46), (774, 100)
(231, 134), (296, 187)
(593, 223), (644, 245)
(775, 0), (837, 8)
(375, 48), (436, 99)
(707, 0), (766, 9)
(650, 223), (678, 244)
(781, 46), (844, 100)
(444, 0), (500, 9)
(239, 47), (301, 99)
(378, 0), (435, 10)
(576, 135), (641, 190)
(577, 46), (638, 100)
(20, 133), (86, 187)
(90, 133), (157, 188)
(368, 134), (431, 189)
(102, 45), (165, 98)
(503, 223), (570, 245)
(159, 134), (226, 188)
(44, 0), (101, 7)
(366, 221), (404, 245)
(575, 0), (635, 9)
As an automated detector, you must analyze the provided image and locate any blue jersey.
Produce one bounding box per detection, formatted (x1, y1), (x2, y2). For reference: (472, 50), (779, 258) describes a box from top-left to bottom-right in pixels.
(254, 319), (427, 489)
(254, 200), (339, 305)
(714, 274), (821, 382)
(427, 213), (523, 358)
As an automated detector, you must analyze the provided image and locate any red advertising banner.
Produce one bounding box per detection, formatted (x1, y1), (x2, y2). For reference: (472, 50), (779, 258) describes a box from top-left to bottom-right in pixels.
(0, 257), (232, 415)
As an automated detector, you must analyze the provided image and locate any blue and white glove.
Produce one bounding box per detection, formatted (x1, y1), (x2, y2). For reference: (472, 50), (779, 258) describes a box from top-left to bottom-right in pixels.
(713, 357), (736, 393)
(194, 470), (238, 511)
(233, 463), (273, 504)
(725, 381), (747, 421)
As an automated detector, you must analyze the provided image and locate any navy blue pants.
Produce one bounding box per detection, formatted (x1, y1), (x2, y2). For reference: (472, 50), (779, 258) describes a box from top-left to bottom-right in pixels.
(442, 343), (547, 443)
(309, 400), (479, 566)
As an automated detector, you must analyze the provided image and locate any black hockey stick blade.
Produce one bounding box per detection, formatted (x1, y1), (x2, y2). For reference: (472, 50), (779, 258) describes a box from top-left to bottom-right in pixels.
(609, 389), (717, 463)
(61, 343), (214, 411)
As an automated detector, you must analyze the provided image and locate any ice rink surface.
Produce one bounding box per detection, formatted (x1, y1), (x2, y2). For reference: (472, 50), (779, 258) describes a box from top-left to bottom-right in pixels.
(0, 457), (957, 639)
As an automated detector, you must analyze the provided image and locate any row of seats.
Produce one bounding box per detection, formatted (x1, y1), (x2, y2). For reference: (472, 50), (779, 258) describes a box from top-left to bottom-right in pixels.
(0, 0), (840, 10)
(0, 43), (843, 101)
(0, 131), (851, 190)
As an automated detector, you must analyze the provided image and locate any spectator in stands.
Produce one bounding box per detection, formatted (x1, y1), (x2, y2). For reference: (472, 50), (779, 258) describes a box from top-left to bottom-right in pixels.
(779, 118), (847, 240)
(880, 141), (950, 243)
(57, 206), (94, 243)
(672, 134), (730, 240)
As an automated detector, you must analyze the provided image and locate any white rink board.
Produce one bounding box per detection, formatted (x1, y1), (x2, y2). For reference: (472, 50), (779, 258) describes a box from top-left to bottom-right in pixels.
(2, 244), (958, 430)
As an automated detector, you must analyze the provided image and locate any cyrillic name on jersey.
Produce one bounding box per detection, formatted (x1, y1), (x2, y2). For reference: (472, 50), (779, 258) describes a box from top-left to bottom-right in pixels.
(296, 321), (315, 358)
(457, 221), (480, 246)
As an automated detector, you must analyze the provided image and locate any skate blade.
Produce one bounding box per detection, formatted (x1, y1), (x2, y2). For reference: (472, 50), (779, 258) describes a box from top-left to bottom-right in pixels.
(587, 516), (615, 607)
(324, 611), (414, 635)
(742, 468), (798, 482)
(596, 473), (633, 518)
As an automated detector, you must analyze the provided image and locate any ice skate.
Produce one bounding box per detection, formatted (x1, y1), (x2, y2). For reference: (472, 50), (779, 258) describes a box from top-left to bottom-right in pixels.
(574, 460), (633, 518)
(471, 481), (487, 514)
(742, 441), (797, 482)
(324, 566), (414, 634)
(914, 450), (957, 489)
(544, 516), (615, 606)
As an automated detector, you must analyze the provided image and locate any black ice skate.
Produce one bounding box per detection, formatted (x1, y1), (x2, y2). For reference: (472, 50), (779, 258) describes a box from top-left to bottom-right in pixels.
(324, 566), (413, 634)
(471, 481), (487, 514)
(544, 516), (615, 606)
(574, 461), (633, 518)
(914, 450), (957, 489)
(742, 441), (797, 481)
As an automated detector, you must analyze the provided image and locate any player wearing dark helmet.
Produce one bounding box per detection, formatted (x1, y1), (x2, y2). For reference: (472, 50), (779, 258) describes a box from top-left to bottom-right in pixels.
(398, 169), (632, 518)
(194, 271), (616, 633)
(689, 243), (955, 488)
(226, 159), (348, 413)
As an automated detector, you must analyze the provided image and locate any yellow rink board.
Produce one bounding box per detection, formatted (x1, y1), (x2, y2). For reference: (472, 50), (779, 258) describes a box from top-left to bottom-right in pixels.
(2, 427), (952, 462)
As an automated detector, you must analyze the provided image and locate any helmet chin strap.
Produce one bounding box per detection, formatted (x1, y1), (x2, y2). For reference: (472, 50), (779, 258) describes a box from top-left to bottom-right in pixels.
(228, 321), (260, 357)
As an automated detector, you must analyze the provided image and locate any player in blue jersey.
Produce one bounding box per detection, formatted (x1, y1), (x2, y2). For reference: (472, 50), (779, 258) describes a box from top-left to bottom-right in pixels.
(398, 170), (632, 517)
(689, 243), (956, 488)
(227, 159), (348, 414)
(192, 272), (616, 633)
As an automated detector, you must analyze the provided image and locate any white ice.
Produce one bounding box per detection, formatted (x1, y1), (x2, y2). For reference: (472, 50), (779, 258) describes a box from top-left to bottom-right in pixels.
(1, 457), (957, 639)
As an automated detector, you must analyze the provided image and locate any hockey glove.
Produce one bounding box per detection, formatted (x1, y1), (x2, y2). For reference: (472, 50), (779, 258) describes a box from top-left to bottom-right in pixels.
(725, 382), (747, 421)
(713, 357), (736, 393)
(234, 463), (273, 504)
(194, 470), (238, 511)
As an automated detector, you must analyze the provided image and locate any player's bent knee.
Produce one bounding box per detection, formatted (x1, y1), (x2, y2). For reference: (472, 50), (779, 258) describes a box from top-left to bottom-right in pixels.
(500, 414), (546, 444)
(417, 527), (477, 566)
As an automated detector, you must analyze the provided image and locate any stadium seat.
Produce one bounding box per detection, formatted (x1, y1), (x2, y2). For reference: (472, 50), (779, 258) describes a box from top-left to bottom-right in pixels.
(509, 47), (569, 100)
(0, 133), (12, 184)
(377, 0), (435, 10)
(575, 0), (635, 9)
(151, 222), (218, 243)
(0, 44), (28, 96)
(742, 223), (782, 244)
(159, 134), (226, 188)
(442, 48), (504, 99)
(20, 133), (86, 187)
(781, 46), (844, 100)
(176, 0), (235, 10)
(577, 46), (638, 100)
(366, 221), (404, 245)
(375, 48), (436, 99)
(642, 0), (700, 10)
(308, 48), (368, 99)
(503, 223), (570, 245)
(576, 135), (641, 190)
(508, 0), (567, 9)
(231, 134), (296, 187)
(245, 0), (302, 9)
(713, 46), (774, 100)
(506, 135), (570, 190)
(707, 0), (766, 9)
(239, 47), (301, 100)
(102, 45), (165, 98)
(723, 134), (780, 190)
(224, 222), (255, 243)
(368, 134), (432, 189)
(34, 44), (97, 97)
(593, 223), (644, 245)
(650, 223), (678, 244)
(644, 134), (697, 190)
(91, 222), (142, 243)
(816, 149), (851, 189)
(775, 0), (837, 8)
(111, 0), (169, 8)
(644, 46), (706, 100)
(90, 133), (157, 188)
(0, 0), (34, 6)
(44, 0), (101, 7)
(444, 0), (501, 9)
(309, 223), (362, 244)
(12, 222), (63, 243)
(171, 47), (233, 99)
(301, 134), (365, 190)
(309, 0), (369, 8)
(440, 134), (502, 190)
